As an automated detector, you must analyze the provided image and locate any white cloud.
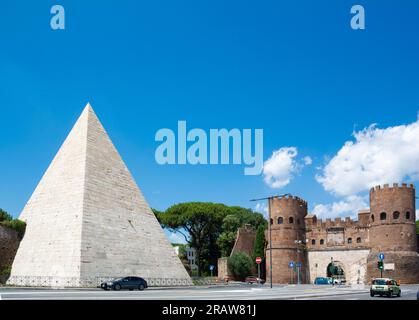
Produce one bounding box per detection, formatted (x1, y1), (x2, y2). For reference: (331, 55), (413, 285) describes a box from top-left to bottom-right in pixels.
(312, 195), (368, 220)
(254, 202), (269, 219)
(263, 147), (311, 189)
(303, 156), (313, 166)
(316, 118), (419, 196)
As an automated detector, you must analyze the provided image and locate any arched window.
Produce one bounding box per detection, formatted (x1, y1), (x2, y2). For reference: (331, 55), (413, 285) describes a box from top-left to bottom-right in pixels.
(289, 217), (294, 224)
(393, 211), (400, 219)
(277, 217), (283, 224)
(312, 239), (316, 245)
(347, 238), (352, 244)
(357, 237), (361, 243)
(380, 212), (387, 220)
(371, 214), (375, 222)
(406, 211), (411, 220)
(270, 218), (273, 225)
(320, 239), (324, 245)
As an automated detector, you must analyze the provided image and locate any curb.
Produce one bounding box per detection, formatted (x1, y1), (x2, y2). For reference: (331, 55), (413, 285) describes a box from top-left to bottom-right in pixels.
(286, 290), (370, 300)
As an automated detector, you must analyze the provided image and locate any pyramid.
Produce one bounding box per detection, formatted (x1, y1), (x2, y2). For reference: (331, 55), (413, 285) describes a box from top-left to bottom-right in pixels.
(8, 104), (192, 287)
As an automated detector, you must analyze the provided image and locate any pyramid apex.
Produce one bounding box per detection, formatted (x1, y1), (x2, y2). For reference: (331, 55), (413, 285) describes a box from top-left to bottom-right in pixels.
(84, 102), (93, 112)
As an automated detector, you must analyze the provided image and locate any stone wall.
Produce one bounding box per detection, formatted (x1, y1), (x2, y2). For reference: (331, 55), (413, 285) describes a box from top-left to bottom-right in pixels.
(366, 251), (419, 284)
(0, 225), (20, 270)
(230, 225), (256, 257)
(217, 257), (230, 280)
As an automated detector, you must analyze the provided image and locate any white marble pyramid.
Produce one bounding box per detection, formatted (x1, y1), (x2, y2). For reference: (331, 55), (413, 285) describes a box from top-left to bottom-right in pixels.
(8, 104), (192, 287)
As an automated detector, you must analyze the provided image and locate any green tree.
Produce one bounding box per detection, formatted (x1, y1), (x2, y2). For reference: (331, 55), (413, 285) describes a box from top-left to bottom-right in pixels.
(228, 252), (253, 281)
(0, 208), (13, 222)
(156, 202), (230, 276)
(252, 224), (267, 261)
(416, 220), (419, 234)
(156, 202), (267, 276)
(218, 215), (241, 257)
(217, 207), (266, 257)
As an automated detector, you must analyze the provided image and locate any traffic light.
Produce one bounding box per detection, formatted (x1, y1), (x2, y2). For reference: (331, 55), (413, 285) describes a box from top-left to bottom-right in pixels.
(377, 261), (384, 270)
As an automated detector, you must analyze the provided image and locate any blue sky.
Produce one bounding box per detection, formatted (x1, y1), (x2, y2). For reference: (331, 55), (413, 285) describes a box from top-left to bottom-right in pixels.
(1, 1), (419, 242)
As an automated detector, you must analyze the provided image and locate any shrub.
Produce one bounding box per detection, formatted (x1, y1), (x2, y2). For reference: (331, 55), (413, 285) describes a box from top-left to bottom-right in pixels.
(0, 208), (13, 222)
(228, 252), (253, 281)
(1, 219), (26, 240)
(0, 266), (11, 277)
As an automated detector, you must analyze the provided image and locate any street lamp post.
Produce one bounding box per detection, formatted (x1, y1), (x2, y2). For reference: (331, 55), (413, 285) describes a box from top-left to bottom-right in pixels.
(294, 239), (307, 285)
(268, 197), (273, 288)
(295, 239), (301, 285)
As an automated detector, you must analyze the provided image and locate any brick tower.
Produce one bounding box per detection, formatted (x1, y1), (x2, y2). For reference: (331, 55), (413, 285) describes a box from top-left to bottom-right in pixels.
(266, 195), (308, 284)
(366, 183), (419, 283)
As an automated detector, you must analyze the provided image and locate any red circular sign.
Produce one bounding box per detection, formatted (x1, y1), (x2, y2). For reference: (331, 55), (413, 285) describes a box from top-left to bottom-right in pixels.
(255, 257), (262, 264)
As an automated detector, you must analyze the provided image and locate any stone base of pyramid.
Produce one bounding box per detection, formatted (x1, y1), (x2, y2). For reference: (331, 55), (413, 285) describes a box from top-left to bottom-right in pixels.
(7, 275), (193, 288)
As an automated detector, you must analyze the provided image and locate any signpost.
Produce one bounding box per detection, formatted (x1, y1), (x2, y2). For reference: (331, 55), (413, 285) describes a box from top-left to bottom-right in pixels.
(378, 253), (384, 277)
(209, 265), (214, 277)
(297, 262), (302, 285)
(255, 257), (262, 284)
(289, 261), (294, 284)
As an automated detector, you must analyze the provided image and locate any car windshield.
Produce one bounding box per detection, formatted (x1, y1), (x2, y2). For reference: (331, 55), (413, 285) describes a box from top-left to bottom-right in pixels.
(373, 279), (387, 285)
(112, 278), (123, 282)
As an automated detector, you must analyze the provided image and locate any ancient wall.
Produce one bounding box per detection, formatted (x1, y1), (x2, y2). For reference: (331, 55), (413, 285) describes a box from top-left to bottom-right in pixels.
(307, 249), (370, 284)
(230, 225), (256, 257)
(366, 251), (419, 284)
(217, 257), (230, 280)
(305, 215), (370, 251)
(217, 225), (257, 281)
(0, 225), (20, 270)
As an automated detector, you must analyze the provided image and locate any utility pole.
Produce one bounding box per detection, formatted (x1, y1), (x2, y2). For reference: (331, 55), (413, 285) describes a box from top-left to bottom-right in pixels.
(250, 193), (291, 289)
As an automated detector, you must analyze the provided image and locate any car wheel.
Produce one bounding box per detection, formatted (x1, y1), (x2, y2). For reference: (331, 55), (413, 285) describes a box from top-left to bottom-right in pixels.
(139, 284), (145, 291)
(387, 291), (392, 298)
(397, 291), (401, 297)
(114, 284), (121, 291)
(370, 291), (374, 297)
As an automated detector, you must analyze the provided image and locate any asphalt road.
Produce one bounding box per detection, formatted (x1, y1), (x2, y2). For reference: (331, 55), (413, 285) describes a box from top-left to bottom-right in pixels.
(1, 284), (418, 300)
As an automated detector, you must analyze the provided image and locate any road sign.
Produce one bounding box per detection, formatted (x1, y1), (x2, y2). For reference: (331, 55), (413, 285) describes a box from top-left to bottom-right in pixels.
(209, 265), (214, 271)
(384, 263), (395, 271)
(255, 257), (262, 264)
(378, 253), (385, 260)
(289, 261), (294, 268)
(297, 262), (302, 268)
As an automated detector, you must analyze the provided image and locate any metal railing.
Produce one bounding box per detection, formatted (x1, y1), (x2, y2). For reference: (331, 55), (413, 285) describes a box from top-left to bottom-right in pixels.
(6, 275), (194, 288)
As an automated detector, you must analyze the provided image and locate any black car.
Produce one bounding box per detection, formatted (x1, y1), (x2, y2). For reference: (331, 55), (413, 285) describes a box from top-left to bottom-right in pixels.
(101, 276), (148, 291)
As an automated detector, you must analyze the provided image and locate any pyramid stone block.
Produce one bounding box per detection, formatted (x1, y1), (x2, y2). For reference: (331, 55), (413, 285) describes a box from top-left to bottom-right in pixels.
(8, 104), (192, 287)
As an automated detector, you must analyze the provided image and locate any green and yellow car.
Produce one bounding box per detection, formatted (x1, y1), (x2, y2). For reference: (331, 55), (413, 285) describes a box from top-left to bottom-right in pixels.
(370, 278), (401, 297)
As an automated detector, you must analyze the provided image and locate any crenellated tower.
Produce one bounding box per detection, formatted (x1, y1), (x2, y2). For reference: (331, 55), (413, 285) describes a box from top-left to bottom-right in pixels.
(265, 195), (308, 284)
(366, 183), (419, 283)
